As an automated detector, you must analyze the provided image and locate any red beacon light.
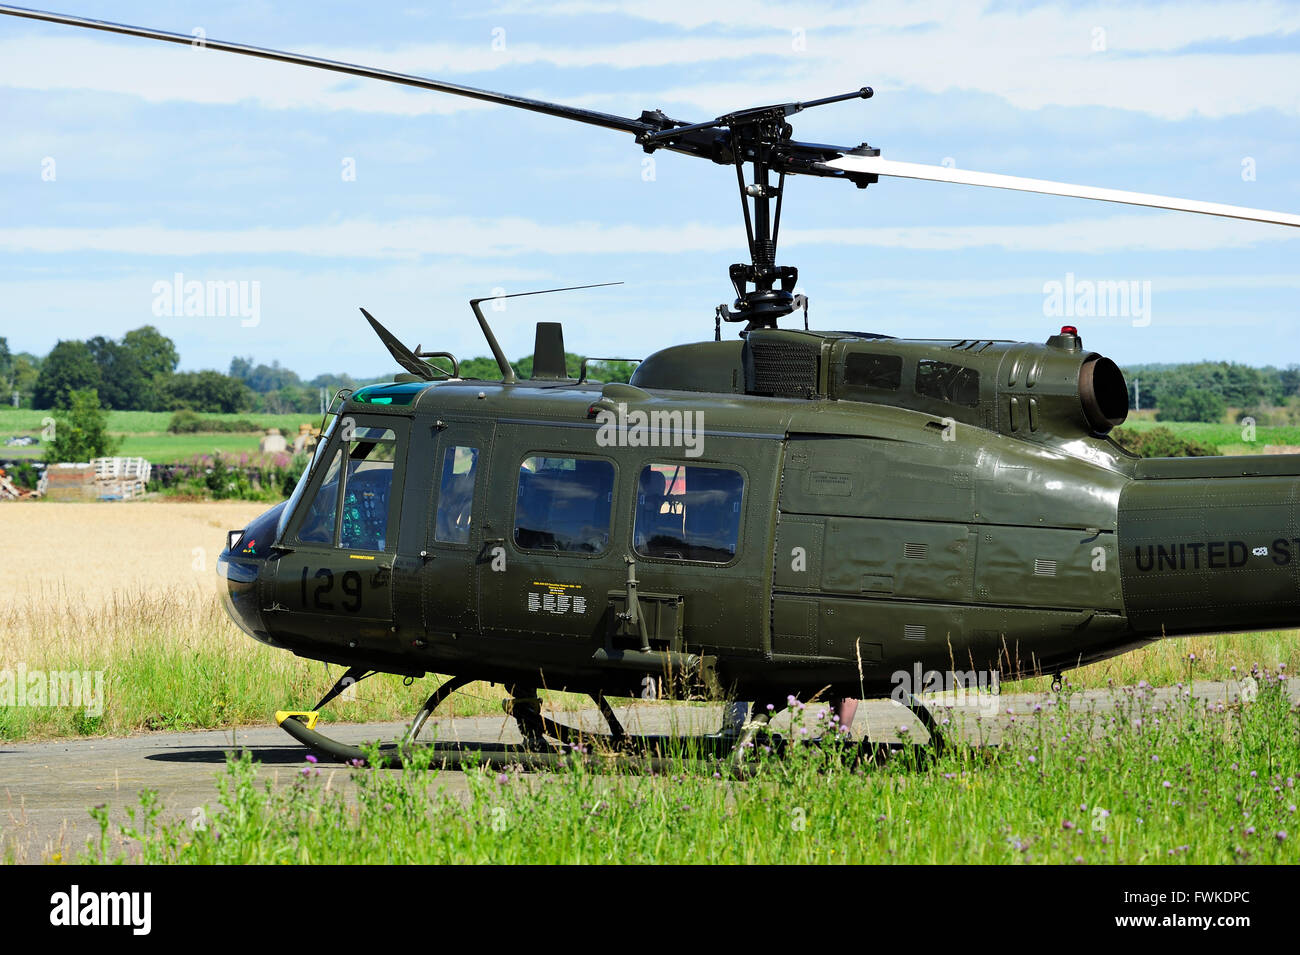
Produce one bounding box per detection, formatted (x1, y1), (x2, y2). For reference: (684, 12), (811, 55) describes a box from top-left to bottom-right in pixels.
(1060, 325), (1078, 336)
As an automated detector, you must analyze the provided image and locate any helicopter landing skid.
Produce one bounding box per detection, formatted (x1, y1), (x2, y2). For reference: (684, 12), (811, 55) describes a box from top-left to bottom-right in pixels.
(275, 673), (744, 770)
(851, 693), (948, 768)
(277, 703), (744, 773)
(275, 675), (945, 774)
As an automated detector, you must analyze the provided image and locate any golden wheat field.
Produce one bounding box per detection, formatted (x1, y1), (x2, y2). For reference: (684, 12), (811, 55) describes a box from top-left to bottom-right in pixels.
(0, 500), (267, 608)
(0, 500), (525, 740)
(0, 499), (1297, 741)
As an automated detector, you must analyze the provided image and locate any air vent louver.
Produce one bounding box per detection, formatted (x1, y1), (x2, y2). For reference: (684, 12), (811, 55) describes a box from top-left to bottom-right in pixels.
(746, 337), (820, 398)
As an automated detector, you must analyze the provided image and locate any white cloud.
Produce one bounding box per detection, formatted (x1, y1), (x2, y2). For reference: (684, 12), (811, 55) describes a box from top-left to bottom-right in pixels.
(2, 2), (1298, 119)
(1, 211), (1295, 259)
(826, 272), (1300, 298)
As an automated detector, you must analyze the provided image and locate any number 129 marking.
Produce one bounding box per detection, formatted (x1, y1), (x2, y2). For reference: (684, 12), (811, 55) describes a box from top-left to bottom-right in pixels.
(300, 567), (363, 613)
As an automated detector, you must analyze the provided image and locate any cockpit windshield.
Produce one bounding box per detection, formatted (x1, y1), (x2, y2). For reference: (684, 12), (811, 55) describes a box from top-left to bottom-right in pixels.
(289, 423), (400, 552)
(277, 414), (338, 539)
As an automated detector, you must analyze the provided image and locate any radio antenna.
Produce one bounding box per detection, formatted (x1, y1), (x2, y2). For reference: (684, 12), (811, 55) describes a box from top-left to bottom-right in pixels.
(469, 282), (623, 383)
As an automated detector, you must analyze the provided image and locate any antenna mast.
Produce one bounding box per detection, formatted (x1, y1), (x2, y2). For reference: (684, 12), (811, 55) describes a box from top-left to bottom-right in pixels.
(469, 282), (623, 383)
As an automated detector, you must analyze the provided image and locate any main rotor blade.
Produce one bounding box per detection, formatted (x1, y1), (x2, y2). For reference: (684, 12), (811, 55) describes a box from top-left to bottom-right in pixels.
(824, 154), (1300, 228)
(0, 4), (650, 137)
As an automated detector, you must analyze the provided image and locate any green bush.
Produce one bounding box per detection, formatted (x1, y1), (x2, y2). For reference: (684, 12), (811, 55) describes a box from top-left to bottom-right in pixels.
(154, 451), (300, 502)
(167, 409), (202, 432)
(167, 410), (262, 433)
(1112, 425), (1215, 457)
(1155, 387), (1226, 423)
(3, 461), (40, 489)
(1236, 401), (1300, 428)
(43, 389), (121, 463)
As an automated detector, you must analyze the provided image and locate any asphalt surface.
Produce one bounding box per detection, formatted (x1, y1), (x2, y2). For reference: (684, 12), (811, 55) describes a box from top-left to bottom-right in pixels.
(1, 679), (1290, 862)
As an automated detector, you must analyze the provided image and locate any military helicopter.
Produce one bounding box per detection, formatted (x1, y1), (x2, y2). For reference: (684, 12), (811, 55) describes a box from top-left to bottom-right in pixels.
(7, 4), (1300, 767)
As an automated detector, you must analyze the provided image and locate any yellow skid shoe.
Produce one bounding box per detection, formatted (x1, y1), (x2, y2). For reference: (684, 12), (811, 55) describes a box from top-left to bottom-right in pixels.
(275, 710), (320, 730)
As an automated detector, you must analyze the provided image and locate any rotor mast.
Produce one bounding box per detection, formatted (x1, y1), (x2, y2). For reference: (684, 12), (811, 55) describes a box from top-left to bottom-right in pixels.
(639, 88), (874, 330)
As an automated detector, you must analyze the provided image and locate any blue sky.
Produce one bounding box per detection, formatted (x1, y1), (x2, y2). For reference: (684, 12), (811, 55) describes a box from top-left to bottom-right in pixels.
(1, 0), (1298, 379)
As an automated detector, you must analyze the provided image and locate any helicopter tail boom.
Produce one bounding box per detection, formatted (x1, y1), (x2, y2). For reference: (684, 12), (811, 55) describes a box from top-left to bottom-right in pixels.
(1119, 456), (1300, 637)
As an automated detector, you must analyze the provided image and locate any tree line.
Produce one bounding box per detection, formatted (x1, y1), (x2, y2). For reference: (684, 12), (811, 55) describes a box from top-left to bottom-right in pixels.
(0, 326), (363, 414)
(6, 332), (1294, 427)
(1, 328), (635, 415)
(1123, 361), (1300, 423)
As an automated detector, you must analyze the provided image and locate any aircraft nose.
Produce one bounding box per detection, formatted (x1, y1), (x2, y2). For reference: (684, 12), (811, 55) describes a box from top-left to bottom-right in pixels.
(217, 501), (289, 645)
(217, 550), (266, 642)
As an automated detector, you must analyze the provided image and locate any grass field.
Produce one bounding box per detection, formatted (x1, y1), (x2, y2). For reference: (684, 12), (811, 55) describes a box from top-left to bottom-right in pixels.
(1119, 411), (1300, 454)
(0, 589), (548, 741)
(0, 408), (315, 463)
(80, 675), (1299, 864)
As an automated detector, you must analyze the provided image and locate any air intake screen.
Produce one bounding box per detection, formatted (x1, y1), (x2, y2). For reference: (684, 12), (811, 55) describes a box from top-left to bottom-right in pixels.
(747, 338), (820, 398)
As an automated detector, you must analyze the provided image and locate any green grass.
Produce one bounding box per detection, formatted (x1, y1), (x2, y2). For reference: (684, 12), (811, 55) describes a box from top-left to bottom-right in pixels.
(77, 673), (1299, 864)
(1119, 415), (1300, 452)
(116, 432), (267, 462)
(2, 587), (1296, 743)
(1006, 629), (1300, 694)
(0, 408), (314, 463)
(0, 408), (311, 433)
(0, 592), (586, 742)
